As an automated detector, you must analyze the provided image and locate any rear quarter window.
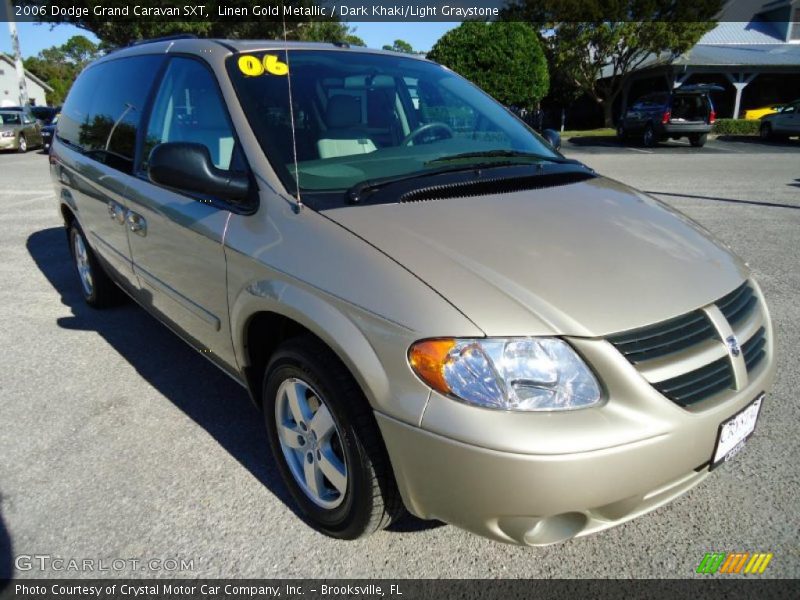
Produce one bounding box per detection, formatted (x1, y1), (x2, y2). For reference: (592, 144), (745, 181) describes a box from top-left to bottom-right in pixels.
(58, 55), (165, 173)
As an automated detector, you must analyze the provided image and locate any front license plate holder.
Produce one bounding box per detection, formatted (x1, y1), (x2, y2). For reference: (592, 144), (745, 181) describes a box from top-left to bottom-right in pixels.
(710, 393), (764, 470)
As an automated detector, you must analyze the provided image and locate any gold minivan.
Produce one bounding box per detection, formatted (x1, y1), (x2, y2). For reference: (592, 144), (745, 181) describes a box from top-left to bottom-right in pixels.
(51, 37), (775, 545)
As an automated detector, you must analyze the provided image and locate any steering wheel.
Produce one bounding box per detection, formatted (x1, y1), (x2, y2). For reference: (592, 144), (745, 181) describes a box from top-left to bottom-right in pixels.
(402, 122), (454, 146)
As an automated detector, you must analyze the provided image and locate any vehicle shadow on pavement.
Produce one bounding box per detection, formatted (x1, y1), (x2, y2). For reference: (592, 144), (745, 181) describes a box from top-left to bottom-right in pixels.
(565, 135), (621, 147)
(26, 227), (302, 520)
(26, 227), (442, 535)
(716, 134), (800, 148)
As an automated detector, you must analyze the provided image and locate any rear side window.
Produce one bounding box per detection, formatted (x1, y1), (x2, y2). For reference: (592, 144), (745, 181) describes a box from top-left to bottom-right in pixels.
(58, 55), (165, 173)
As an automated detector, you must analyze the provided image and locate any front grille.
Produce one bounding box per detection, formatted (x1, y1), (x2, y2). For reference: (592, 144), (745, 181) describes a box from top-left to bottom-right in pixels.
(608, 280), (768, 409)
(653, 355), (734, 406)
(607, 311), (717, 363)
(717, 281), (757, 325)
(742, 327), (767, 372)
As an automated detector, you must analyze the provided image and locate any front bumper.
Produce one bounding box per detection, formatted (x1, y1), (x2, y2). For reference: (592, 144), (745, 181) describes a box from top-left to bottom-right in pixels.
(0, 136), (19, 150)
(659, 123), (713, 136)
(377, 305), (775, 545)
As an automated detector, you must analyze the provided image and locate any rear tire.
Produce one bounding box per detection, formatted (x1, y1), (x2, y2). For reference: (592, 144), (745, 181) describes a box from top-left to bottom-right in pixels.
(760, 123), (773, 141)
(262, 336), (403, 539)
(689, 133), (707, 147)
(68, 223), (122, 308)
(642, 124), (656, 148)
(17, 135), (27, 153)
(616, 123), (626, 142)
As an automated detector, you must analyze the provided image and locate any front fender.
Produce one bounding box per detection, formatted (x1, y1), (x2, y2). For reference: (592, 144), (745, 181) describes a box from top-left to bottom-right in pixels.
(230, 277), (433, 425)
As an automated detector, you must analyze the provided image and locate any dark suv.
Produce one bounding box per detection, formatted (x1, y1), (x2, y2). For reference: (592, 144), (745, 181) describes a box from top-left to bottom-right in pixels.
(618, 84), (721, 147)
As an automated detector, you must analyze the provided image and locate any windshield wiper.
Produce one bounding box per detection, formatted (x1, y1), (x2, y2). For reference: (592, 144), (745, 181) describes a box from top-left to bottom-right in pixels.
(345, 155), (588, 204)
(427, 150), (570, 165)
(345, 163), (508, 204)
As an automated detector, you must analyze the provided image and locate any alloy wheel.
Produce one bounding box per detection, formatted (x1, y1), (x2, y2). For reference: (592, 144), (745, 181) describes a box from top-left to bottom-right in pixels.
(72, 232), (94, 296)
(274, 378), (348, 509)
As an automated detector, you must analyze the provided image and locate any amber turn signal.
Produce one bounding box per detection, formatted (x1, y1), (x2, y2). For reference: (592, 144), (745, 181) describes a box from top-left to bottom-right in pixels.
(408, 339), (456, 396)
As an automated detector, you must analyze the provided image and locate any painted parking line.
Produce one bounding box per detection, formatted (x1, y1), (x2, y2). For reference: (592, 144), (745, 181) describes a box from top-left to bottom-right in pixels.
(625, 146), (653, 154)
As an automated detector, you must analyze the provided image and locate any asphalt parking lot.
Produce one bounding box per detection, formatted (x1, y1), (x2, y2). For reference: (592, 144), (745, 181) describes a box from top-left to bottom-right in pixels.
(1, 138), (798, 579)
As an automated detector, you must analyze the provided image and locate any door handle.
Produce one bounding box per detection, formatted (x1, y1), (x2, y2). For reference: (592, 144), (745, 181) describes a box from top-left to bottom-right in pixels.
(126, 211), (147, 237)
(107, 201), (125, 224)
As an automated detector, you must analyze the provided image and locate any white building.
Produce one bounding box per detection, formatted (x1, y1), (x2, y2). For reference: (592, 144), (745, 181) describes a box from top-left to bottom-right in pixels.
(0, 54), (53, 107)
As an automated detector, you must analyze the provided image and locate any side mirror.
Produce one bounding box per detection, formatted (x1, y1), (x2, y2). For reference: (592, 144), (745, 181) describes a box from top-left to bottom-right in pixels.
(542, 129), (562, 151)
(148, 142), (249, 203)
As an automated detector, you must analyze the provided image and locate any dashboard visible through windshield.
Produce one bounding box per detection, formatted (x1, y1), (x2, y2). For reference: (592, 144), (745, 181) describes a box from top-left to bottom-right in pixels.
(226, 49), (559, 194)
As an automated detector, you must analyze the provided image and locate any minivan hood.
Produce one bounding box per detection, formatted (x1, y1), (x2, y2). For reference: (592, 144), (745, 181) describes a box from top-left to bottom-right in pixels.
(323, 176), (749, 337)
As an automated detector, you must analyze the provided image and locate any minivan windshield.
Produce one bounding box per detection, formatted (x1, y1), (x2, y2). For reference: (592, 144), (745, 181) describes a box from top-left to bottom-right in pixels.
(227, 49), (559, 193)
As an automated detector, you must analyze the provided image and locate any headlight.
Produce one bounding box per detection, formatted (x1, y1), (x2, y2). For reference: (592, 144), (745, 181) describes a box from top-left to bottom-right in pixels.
(409, 338), (602, 411)
(0, 131), (15, 138)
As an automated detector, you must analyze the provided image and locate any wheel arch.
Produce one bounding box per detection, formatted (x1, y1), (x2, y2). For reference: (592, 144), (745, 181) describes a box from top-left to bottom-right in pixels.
(234, 283), (392, 413)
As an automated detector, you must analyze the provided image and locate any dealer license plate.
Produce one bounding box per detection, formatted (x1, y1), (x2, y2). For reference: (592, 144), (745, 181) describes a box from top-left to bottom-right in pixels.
(711, 394), (764, 469)
(711, 394), (763, 468)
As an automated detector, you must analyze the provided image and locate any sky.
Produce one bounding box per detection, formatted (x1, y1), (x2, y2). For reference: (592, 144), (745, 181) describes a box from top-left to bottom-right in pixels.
(0, 21), (458, 58)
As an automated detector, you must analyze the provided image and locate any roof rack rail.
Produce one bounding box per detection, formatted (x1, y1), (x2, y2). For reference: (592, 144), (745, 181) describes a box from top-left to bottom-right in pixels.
(332, 41), (350, 48)
(129, 34), (199, 47)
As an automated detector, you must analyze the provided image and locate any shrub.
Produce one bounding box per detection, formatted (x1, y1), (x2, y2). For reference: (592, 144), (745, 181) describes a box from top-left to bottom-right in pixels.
(712, 119), (760, 135)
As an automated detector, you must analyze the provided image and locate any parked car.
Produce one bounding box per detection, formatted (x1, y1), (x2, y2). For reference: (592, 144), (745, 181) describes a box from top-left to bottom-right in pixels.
(51, 38), (775, 546)
(617, 84), (722, 147)
(41, 115), (58, 151)
(742, 104), (784, 120)
(3, 105), (40, 124)
(759, 100), (800, 140)
(29, 105), (60, 125)
(0, 109), (43, 152)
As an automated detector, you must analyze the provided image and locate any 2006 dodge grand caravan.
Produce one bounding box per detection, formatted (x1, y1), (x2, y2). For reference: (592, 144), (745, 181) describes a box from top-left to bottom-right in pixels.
(51, 37), (775, 546)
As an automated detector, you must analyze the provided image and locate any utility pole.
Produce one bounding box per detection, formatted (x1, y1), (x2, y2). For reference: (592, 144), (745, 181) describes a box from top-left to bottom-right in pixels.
(5, 0), (30, 106)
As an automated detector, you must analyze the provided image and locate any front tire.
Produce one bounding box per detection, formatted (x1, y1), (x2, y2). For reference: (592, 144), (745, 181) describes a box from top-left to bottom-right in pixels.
(17, 135), (27, 153)
(263, 336), (403, 539)
(68, 223), (122, 308)
(689, 133), (707, 147)
(760, 122), (774, 141)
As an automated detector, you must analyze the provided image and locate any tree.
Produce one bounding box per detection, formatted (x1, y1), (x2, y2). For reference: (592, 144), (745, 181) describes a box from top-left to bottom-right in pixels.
(504, 0), (720, 126)
(23, 35), (101, 105)
(382, 39), (415, 53)
(427, 22), (549, 112)
(35, 1), (363, 48)
(299, 22), (365, 46)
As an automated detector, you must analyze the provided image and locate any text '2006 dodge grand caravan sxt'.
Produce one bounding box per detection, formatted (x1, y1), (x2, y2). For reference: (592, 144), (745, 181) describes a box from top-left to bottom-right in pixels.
(51, 38), (775, 546)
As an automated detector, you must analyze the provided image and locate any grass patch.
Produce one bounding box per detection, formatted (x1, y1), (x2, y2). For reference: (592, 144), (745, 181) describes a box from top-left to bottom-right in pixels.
(561, 128), (617, 138)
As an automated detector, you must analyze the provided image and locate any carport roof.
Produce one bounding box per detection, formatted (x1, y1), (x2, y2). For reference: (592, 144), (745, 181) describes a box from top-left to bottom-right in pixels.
(675, 43), (800, 67)
(600, 43), (800, 78)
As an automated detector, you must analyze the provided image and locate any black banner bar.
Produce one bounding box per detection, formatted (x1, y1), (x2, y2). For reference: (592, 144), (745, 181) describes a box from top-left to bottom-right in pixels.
(2, 579), (800, 600)
(0, 0), (784, 23)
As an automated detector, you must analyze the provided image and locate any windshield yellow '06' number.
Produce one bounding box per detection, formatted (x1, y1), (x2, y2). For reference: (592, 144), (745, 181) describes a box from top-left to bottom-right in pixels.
(237, 54), (288, 77)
